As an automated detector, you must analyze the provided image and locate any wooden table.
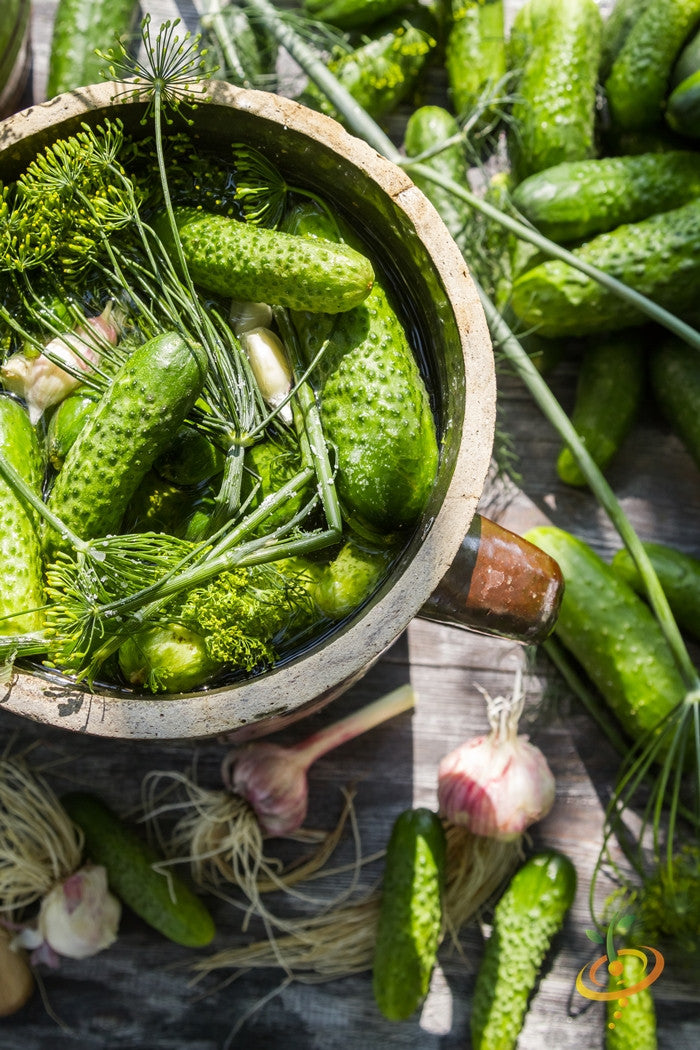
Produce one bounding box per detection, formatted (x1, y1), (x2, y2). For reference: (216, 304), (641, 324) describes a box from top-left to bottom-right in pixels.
(2, 2), (699, 1047)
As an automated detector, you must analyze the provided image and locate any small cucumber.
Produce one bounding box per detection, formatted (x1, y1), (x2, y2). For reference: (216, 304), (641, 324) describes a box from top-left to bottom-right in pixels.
(403, 105), (473, 249)
(510, 198), (700, 337)
(372, 807), (446, 1021)
(302, 0), (411, 31)
(61, 792), (216, 948)
(649, 335), (700, 470)
(300, 11), (438, 124)
(510, 151), (700, 242)
(666, 70), (700, 139)
(46, 390), (99, 470)
(444, 0), (506, 129)
(672, 22), (700, 84)
(155, 207), (374, 315)
(556, 334), (645, 486)
(611, 541), (700, 643)
(312, 536), (393, 619)
(285, 202), (439, 531)
(523, 526), (688, 748)
(600, 0), (653, 80)
(45, 332), (207, 556)
(605, 951), (658, 1050)
(506, 0), (603, 182)
(470, 851), (577, 1050)
(153, 425), (224, 486)
(0, 395), (45, 633)
(47, 0), (140, 98)
(604, 0), (700, 130)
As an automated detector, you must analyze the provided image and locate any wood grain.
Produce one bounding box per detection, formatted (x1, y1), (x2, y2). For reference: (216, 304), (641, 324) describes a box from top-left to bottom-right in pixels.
(1, 2), (699, 1048)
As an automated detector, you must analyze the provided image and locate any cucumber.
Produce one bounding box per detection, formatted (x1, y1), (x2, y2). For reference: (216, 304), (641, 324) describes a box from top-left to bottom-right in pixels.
(46, 390), (99, 470)
(510, 198), (700, 337)
(556, 334), (645, 486)
(45, 332), (207, 556)
(0, 395), (45, 633)
(611, 541), (700, 643)
(300, 11), (437, 124)
(312, 536), (393, 619)
(61, 792), (216, 948)
(666, 70), (700, 139)
(672, 23), (700, 84)
(155, 207), (374, 315)
(604, 0), (700, 130)
(444, 0), (506, 129)
(523, 526), (688, 748)
(600, 0), (653, 80)
(372, 807), (446, 1021)
(302, 0), (411, 31)
(605, 951), (658, 1050)
(470, 851), (577, 1050)
(403, 105), (473, 249)
(506, 0), (603, 182)
(510, 151), (700, 242)
(649, 335), (700, 470)
(153, 425), (224, 486)
(47, 0), (140, 98)
(285, 203), (439, 531)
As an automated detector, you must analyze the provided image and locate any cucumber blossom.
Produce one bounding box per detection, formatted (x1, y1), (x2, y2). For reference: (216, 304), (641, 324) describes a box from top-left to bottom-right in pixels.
(155, 207), (375, 314)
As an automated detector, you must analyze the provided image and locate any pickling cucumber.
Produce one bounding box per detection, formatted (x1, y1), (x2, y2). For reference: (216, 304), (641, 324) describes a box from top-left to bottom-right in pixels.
(285, 202), (439, 531)
(47, 0), (140, 98)
(470, 851), (577, 1050)
(556, 334), (645, 486)
(673, 22), (700, 84)
(523, 526), (688, 748)
(649, 335), (700, 470)
(605, 951), (658, 1050)
(600, 0), (653, 80)
(510, 198), (700, 337)
(302, 0), (410, 31)
(444, 0), (506, 129)
(45, 332), (207, 556)
(604, 0), (700, 130)
(506, 0), (602, 182)
(372, 808), (446, 1021)
(510, 151), (700, 242)
(611, 540), (700, 643)
(403, 105), (473, 249)
(0, 395), (45, 633)
(46, 391), (99, 470)
(155, 207), (374, 314)
(666, 70), (700, 139)
(61, 791), (216, 948)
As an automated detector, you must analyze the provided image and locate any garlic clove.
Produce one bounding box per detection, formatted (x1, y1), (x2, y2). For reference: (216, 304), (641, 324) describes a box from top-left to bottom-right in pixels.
(229, 299), (273, 336)
(37, 864), (121, 960)
(239, 326), (293, 424)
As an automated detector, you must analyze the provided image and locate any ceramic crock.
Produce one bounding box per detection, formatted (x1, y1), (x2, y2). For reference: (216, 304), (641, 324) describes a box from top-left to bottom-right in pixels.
(0, 80), (562, 740)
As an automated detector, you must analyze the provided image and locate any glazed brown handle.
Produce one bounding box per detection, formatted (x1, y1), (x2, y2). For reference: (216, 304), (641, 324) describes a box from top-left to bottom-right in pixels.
(419, 515), (563, 644)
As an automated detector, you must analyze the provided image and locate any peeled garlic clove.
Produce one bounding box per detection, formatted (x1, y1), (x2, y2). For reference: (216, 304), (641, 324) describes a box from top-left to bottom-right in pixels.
(229, 299), (273, 336)
(37, 864), (121, 960)
(240, 326), (293, 424)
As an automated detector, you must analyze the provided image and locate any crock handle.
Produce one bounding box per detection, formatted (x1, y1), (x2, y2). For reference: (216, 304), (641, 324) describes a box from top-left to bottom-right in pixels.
(418, 514), (563, 644)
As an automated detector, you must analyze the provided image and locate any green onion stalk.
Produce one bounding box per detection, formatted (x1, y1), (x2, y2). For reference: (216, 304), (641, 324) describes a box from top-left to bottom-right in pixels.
(236, 0), (700, 941)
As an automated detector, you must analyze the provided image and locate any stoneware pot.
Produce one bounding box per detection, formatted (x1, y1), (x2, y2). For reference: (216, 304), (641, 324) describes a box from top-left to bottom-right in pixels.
(0, 81), (562, 740)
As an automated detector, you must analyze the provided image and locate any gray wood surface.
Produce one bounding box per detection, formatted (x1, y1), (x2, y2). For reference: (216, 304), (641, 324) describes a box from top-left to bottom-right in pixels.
(2, 1), (699, 1048)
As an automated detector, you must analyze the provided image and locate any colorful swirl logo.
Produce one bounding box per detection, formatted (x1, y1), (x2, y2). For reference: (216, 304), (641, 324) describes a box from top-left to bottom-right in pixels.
(576, 945), (664, 1028)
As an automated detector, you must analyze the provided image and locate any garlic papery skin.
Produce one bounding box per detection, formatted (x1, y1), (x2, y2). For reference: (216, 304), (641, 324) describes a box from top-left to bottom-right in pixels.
(1, 305), (119, 424)
(437, 673), (555, 841)
(239, 326), (293, 424)
(226, 742), (309, 838)
(37, 865), (121, 960)
(229, 299), (273, 336)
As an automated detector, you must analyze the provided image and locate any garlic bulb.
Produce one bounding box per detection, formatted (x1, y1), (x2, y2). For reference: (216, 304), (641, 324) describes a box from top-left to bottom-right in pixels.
(437, 671), (555, 841)
(36, 865), (121, 960)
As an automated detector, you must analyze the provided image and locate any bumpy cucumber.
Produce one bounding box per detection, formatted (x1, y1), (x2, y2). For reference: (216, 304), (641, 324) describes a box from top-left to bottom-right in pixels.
(666, 70), (700, 139)
(403, 105), (473, 248)
(556, 335), (645, 486)
(510, 198), (700, 337)
(61, 792), (216, 948)
(302, 0), (409, 31)
(285, 202), (439, 531)
(649, 336), (700, 470)
(156, 207), (374, 314)
(471, 851), (577, 1050)
(604, 0), (700, 130)
(300, 11), (437, 124)
(600, 0), (653, 80)
(312, 537), (393, 619)
(611, 541), (700, 643)
(444, 0), (506, 127)
(46, 391), (99, 470)
(372, 808), (446, 1021)
(45, 332), (207, 555)
(153, 425), (224, 486)
(510, 151), (700, 242)
(47, 0), (139, 97)
(507, 0), (602, 182)
(673, 22), (700, 83)
(0, 395), (45, 633)
(523, 526), (687, 746)
(605, 951), (658, 1050)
